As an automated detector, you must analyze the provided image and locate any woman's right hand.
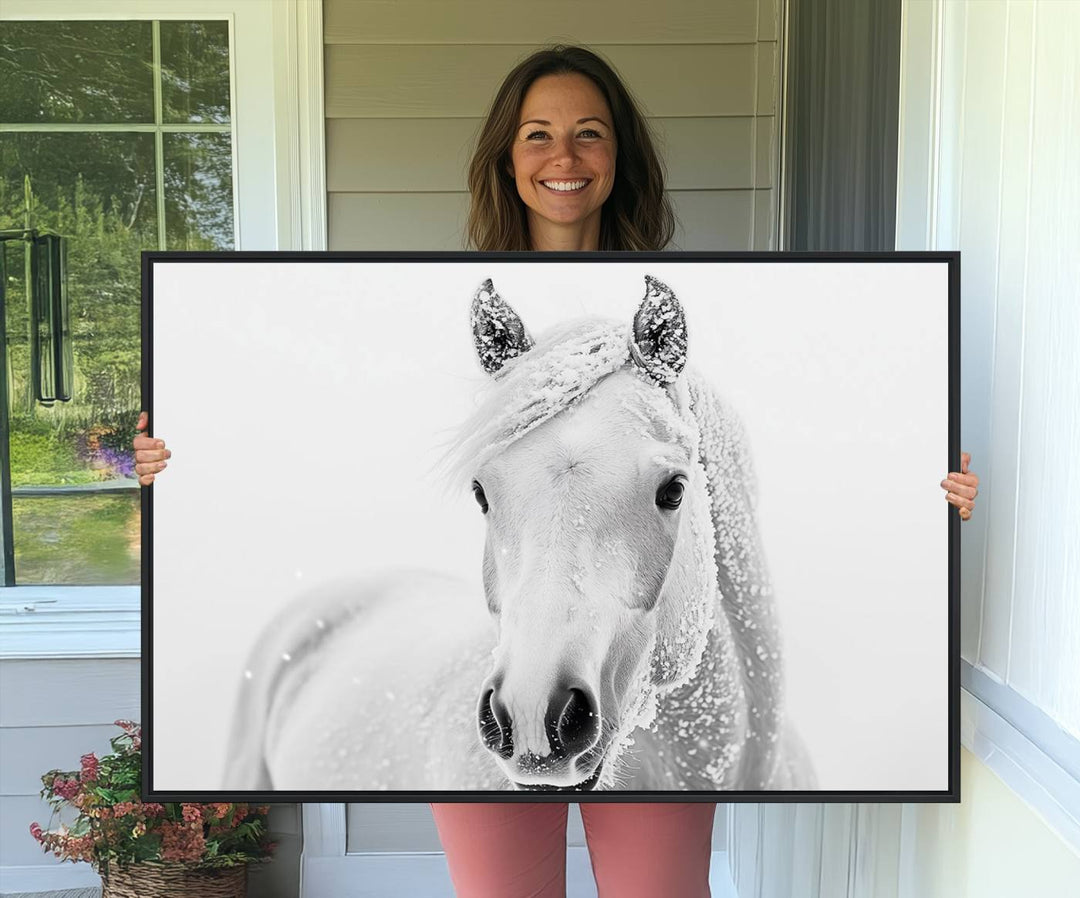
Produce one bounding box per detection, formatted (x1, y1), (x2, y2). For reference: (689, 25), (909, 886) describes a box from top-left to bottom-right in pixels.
(133, 410), (171, 486)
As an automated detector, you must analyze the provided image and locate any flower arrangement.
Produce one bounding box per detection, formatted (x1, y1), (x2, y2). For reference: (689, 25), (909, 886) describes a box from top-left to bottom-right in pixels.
(30, 720), (274, 877)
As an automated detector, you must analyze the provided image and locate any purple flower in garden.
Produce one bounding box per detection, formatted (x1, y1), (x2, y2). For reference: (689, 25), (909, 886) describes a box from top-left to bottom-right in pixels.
(95, 446), (136, 479)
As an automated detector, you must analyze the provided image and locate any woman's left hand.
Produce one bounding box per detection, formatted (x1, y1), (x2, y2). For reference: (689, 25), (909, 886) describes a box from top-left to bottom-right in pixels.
(942, 451), (979, 521)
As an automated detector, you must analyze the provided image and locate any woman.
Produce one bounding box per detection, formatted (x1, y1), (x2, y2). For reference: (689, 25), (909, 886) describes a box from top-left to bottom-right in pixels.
(134, 45), (978, 898)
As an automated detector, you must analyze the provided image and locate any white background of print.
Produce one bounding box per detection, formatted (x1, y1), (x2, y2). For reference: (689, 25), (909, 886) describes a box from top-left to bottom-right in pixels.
(150, 259), (949, 793)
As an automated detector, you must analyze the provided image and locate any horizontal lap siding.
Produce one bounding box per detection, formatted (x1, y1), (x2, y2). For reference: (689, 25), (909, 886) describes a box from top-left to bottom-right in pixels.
(324, 0), (780, 851)
(0, 660), (140, 729)
(325, 0), (781, 253)
(0, 659), (300, 896)
(0, 724), (126, 796)
(326, 117), (769, 192)
(325, 44), (762, 118)
(0, 659), (139, 867)
(324, 0), (761, 45)
(328, 188), (761, 251)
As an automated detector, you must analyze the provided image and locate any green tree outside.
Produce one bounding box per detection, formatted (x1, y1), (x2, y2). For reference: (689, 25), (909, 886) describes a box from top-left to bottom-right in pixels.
(1, 19), (233, 584)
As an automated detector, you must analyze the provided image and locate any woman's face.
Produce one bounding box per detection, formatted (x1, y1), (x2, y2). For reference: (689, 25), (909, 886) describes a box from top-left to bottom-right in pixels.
(508, 73), (617, 239)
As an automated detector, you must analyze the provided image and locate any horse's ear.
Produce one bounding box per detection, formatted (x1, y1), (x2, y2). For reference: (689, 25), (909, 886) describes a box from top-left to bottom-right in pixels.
(629, 275), (688, 384)
(470, 279), (535, 376)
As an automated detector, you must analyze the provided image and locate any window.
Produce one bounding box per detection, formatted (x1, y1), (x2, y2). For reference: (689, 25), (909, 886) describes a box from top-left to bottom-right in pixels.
(0, 19), (234, 586)
(0, 0), (321, 656)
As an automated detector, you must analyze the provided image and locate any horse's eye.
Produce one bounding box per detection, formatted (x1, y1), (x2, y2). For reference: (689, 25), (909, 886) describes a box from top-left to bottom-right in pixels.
(472, 480), (489, 514)
(656, 476), (686, 510)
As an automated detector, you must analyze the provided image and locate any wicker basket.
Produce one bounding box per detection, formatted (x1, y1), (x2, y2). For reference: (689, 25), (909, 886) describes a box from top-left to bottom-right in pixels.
(100, 862), (247, 898)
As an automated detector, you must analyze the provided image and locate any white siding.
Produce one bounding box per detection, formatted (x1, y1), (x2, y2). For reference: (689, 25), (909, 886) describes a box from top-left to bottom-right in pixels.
(0, 659), (298, 896)
(0, 660), (139, 871)
(324, 0), (782, 251)
(897, 0), (1080, 736)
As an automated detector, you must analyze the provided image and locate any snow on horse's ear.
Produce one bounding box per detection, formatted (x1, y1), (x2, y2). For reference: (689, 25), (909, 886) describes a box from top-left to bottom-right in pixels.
(629, 275), (688, 385)
(470, 279), (534, 376)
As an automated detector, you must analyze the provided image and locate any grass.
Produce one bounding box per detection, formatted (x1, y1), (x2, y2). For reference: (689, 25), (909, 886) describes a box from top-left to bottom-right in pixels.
(13, 493), (140, 585)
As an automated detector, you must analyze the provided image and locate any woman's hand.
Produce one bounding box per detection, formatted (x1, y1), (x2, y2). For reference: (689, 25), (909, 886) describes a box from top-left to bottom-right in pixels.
(133, 411), (171, 486)
(942, 451), (979, 521)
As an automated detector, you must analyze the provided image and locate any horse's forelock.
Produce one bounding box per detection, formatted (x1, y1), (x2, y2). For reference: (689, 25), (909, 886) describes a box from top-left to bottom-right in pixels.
(439, 319), (639, 491)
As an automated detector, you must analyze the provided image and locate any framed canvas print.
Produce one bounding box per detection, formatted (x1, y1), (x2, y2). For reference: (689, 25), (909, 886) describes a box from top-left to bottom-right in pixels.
(143, 251), (959, 802)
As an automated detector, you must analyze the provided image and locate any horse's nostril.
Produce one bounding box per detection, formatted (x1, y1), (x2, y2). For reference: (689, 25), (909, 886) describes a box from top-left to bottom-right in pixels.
(478, 688), (514, 759)
(547, 686), (599, 756)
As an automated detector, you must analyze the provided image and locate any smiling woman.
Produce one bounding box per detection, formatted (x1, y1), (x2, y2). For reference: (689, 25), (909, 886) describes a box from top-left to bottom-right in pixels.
(465, 45), (674, 253)
(508, 73), (618, 250)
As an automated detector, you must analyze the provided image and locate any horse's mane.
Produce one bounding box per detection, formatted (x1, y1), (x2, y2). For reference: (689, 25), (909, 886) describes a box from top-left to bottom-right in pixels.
(683, 372), (785, 784)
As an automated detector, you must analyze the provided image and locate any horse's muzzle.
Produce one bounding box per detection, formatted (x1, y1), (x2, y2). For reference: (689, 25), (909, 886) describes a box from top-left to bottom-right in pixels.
(513, 760), (604, 792)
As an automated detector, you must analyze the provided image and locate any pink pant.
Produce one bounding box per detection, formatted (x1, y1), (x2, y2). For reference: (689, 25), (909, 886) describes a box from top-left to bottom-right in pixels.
(430, 802), (716, 898)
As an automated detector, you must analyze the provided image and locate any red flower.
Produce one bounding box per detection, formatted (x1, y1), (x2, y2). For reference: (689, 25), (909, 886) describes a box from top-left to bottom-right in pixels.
(30, 822), (43, 842)
(112, 801), (137, 818)
(80, 753), (99, 782)
(160, 821), (206, 863)
(181, 804), (202, 824)
(52, 777), (80, 801)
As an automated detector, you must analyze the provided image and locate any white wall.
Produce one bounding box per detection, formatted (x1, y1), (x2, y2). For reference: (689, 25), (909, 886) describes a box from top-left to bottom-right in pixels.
(899, 0), (1080, 732)
(0, 660), (139, 876)
(323, 0), (783, 252)
(729, 0), (1080, 894)
(893, 0), (1080, 887)
(728, 746), (1080, 898)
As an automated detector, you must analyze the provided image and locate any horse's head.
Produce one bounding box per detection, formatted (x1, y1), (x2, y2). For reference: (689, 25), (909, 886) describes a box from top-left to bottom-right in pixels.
(453, 276), (720, 791)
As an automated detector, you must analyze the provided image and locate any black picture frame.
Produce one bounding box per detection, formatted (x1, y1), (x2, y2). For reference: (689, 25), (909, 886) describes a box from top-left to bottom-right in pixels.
(142, 250), (960, 804)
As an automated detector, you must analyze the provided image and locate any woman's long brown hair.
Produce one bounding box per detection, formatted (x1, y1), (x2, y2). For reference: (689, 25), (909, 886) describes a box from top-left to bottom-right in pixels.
(466, 45), (676, 252)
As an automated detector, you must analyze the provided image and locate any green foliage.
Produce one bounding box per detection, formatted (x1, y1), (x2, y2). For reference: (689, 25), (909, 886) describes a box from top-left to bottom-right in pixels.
(1, 18), (234, 429)
(0, 22), (156, 124)
(13, 493), (139, 585)
(31, 722), (275, 874)
(8, 429), (90, 485)
(1, 19), (236, 582)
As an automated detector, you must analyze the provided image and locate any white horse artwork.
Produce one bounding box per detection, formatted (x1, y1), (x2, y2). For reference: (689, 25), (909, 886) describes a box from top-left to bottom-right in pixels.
(225, 275), (816, 793)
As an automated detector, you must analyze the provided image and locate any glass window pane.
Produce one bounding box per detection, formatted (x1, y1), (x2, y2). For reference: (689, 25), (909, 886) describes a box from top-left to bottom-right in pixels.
(163, 132), (235, 249)
(160, 20), (232, 124)
(1, 132), (154, 491)
(0, 21), (154, 124)
(12, 493), (140, 585)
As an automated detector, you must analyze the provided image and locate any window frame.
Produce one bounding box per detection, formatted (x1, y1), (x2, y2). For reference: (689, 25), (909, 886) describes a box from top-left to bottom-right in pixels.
(0, 0), (326, 659)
